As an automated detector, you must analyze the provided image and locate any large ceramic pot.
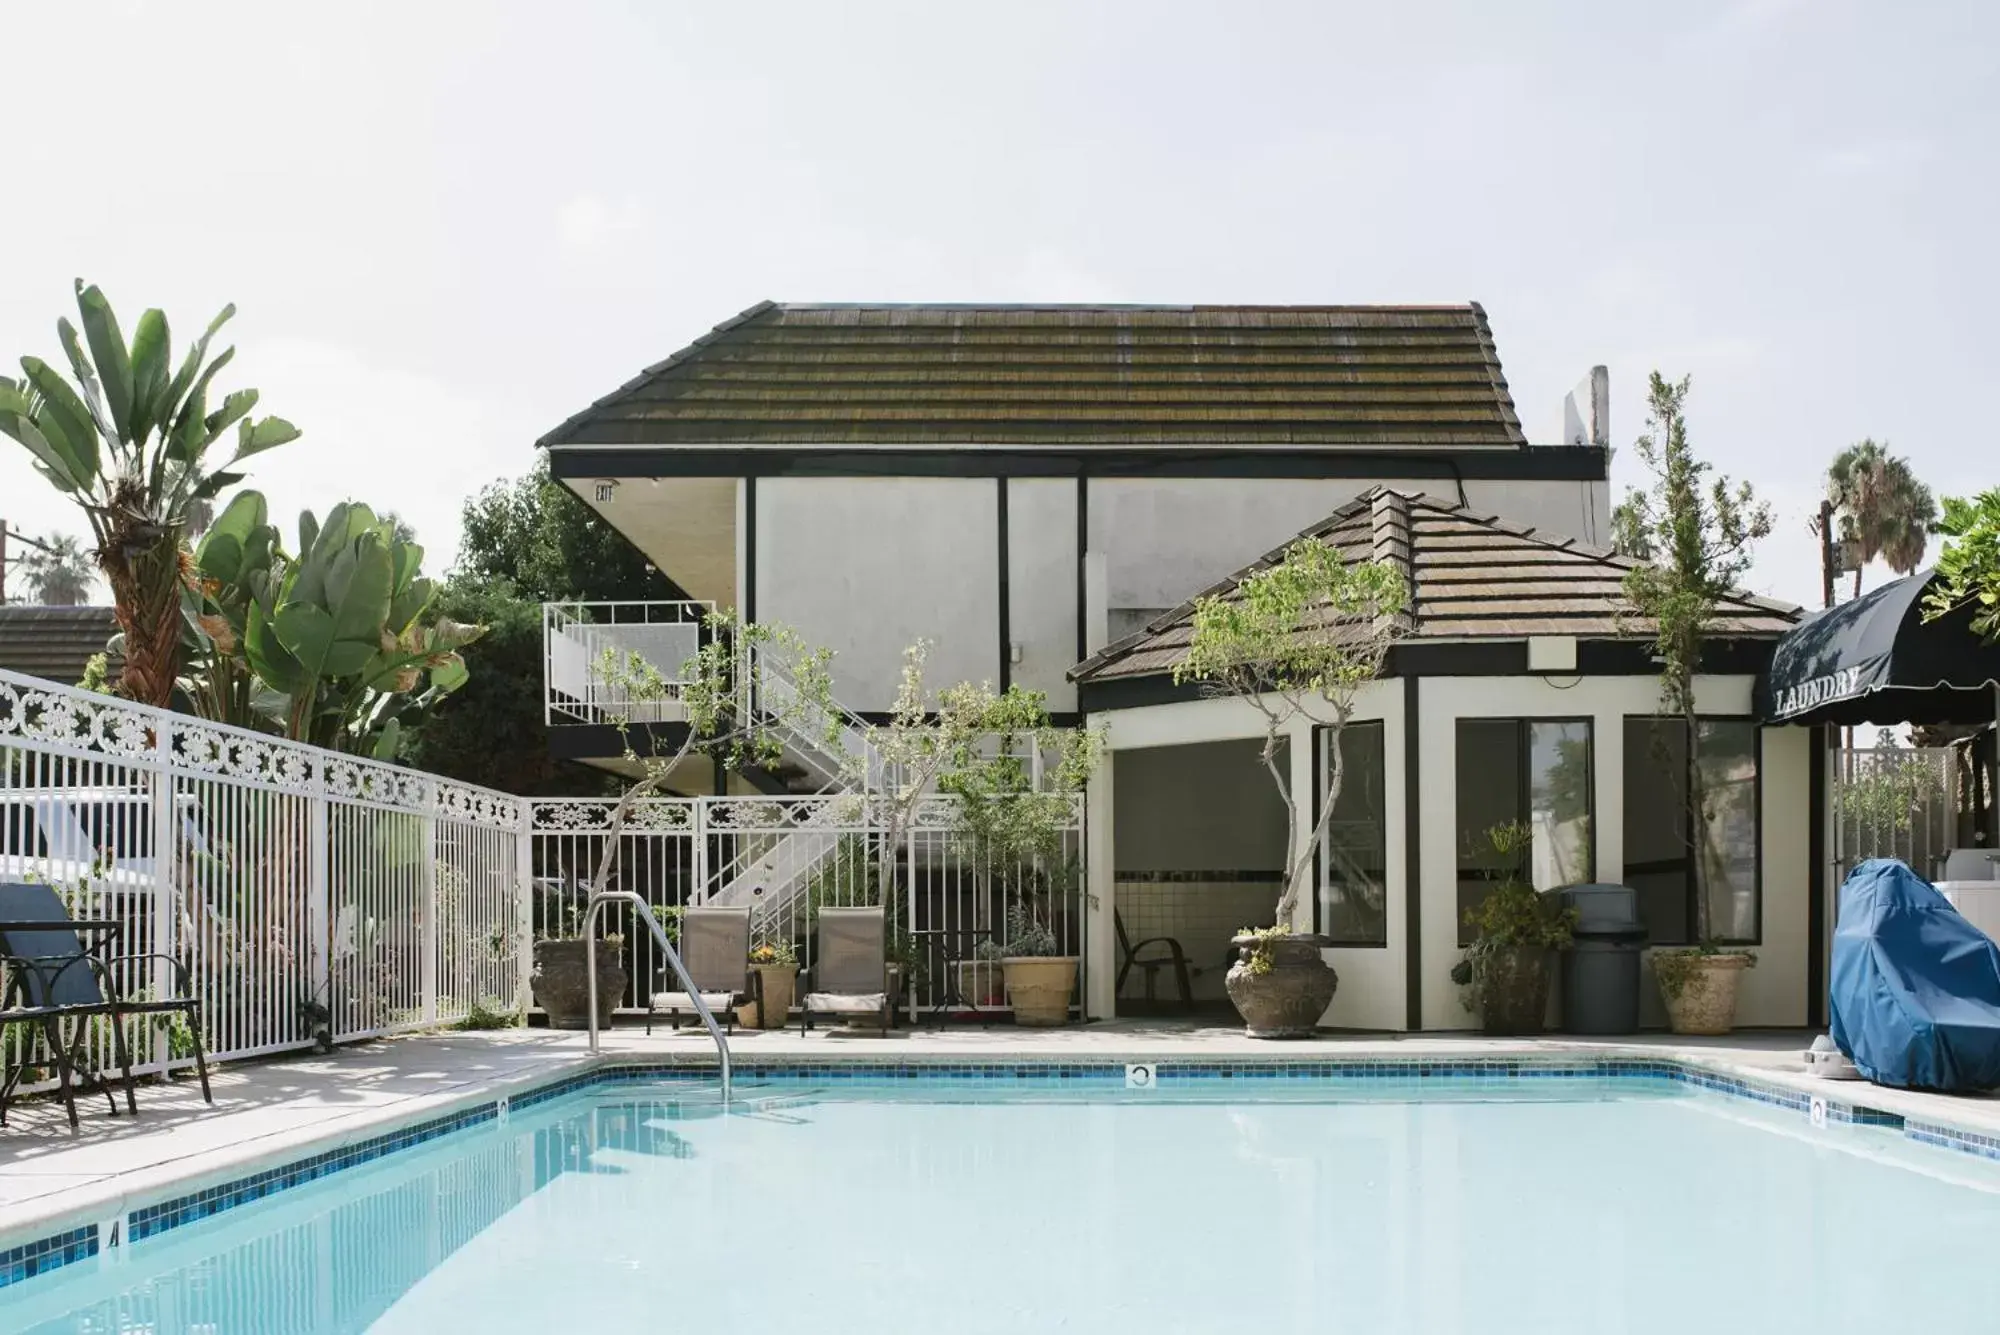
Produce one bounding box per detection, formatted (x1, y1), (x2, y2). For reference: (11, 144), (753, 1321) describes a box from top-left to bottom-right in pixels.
(1656, 952), (1754, 1035)
(1225, 934), (1337, 1039)
(1003, 956), (1078, 1026)
(532, 939), (626, 1030)
(1471, 944), (1554, 1036)
(750, 962), (798, 1030)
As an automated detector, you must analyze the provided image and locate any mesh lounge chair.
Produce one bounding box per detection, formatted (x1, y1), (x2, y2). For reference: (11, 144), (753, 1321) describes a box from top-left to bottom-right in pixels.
(646, 906), (751, 1035)
(800, 906), (891, 1034)
(0, 881), (212, 1130)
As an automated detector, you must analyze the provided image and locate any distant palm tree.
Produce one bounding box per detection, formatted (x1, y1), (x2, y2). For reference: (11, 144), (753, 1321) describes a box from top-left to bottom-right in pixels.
(19, 532), (95, 605)
(1827, 439), (1937, 597)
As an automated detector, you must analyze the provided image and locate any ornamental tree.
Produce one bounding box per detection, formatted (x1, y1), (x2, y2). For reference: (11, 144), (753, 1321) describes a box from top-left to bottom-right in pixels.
(1171, 538), (1407, 932)
(1615, 372), (1772, 948)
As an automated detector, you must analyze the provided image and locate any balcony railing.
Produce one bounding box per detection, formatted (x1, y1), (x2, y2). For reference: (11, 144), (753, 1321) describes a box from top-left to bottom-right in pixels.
(543, 601), (714, 726)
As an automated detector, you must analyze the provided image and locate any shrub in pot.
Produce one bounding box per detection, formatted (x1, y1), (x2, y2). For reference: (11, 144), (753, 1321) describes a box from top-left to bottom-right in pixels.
(999, 906), (1077, 1027)
(532, 933), (627, 1030)
(747, 939), (799, 1031)
(1169, 537), (1407, 1040)
(1448, 823), (1575, 1035)
(1652, 947), (1756, 1035)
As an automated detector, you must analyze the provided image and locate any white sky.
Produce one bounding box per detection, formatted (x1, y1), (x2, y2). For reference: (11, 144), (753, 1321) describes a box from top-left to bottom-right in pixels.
(2, 0), (1993, 610)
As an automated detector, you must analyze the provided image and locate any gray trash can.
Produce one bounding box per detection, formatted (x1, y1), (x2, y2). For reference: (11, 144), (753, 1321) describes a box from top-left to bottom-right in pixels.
(1556, 883), (1647, 1035)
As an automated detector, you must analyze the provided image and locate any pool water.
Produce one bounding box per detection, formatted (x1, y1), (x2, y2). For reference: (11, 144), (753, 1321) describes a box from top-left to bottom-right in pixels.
(10, 1078), (2000, 1334)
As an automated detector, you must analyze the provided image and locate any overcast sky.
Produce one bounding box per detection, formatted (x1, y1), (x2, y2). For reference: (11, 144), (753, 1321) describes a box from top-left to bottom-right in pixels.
(1, 0), (1992, 610)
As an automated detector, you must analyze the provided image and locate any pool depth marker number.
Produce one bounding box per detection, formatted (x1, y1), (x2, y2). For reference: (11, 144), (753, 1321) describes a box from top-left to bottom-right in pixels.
(1126, 1064), (1157, 1090)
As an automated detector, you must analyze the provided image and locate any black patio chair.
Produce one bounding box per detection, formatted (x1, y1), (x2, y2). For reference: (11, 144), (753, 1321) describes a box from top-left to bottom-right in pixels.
(1115, 911), (1196, 1011)
(0, 882), (212, 1130)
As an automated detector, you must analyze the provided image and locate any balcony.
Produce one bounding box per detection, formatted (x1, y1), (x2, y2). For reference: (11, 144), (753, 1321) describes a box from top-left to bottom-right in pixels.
(542, 601), (713, 727)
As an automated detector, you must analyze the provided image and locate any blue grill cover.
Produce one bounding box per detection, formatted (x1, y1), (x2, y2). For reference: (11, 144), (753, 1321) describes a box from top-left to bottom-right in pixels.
(1830, 858), (2000, 1092)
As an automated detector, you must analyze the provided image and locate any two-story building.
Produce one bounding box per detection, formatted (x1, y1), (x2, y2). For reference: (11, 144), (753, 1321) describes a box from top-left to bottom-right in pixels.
(539, 302), (1819, 1032)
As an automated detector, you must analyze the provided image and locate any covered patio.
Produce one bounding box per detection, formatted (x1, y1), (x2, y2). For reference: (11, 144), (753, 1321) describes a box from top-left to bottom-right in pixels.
(1073, 489), (1813, 1031)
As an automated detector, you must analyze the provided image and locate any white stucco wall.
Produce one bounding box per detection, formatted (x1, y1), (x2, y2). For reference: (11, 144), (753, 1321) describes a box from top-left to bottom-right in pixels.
(1088, 477), (1610, 613)
(1092, 670), (1812, 1032)
(1007, 478), (1078, 712)
(755, 478), (998, 713)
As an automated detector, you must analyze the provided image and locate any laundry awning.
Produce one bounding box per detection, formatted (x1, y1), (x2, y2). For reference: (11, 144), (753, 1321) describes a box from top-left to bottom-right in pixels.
(1757, 570), (2000, 726)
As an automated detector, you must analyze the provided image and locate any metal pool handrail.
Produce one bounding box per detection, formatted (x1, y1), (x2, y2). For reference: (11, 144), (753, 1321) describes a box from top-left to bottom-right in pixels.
(584, 890), (732, 1102)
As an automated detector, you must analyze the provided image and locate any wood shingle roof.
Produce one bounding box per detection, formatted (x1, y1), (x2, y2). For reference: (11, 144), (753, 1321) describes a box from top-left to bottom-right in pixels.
(540, 303), (1528, 449)
(1068, 489), (1802, 683)
(0, 605), (119, 686)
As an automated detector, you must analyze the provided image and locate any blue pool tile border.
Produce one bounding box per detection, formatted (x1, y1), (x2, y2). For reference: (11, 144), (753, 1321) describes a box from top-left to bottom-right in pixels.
(0, 1052), (1974, 1291)
(0, 1224), (95, 1289)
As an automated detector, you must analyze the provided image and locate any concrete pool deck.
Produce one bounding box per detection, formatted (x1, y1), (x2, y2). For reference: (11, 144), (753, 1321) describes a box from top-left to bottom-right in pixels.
(3, 1022), (1998, 1252)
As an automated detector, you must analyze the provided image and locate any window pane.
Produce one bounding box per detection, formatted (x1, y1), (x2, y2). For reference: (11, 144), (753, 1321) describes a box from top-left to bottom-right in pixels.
(1528, 721), (1594, 889)
(1697, 721), (1760, 943)
(1624, 718), (1691, 945)
(1322, 722), (1387, 946)
(1455, 720), (1522, 946)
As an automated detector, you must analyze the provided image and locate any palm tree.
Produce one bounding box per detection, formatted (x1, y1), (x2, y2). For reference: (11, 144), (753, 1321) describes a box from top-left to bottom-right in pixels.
(1827, 439), (1937, 597)
(0, 282), (298, 705)
(18, 532), (95, 605)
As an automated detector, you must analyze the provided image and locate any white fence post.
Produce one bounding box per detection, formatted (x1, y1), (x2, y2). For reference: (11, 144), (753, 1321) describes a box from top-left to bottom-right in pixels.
(693, 799), (709, 905)
(309, 793), (331, 1043)
(515, 815), (534, 1013)
(422, 801), (440, 1026)
(149, 718), (177, 1072)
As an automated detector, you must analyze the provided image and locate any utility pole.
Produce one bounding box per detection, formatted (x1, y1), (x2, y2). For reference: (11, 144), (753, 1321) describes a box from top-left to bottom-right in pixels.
(0, 520), (55, 606)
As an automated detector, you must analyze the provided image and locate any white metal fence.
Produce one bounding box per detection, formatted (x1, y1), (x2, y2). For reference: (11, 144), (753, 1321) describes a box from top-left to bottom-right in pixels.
(543, 600), (711, 726)
(1831, 745), (1963, 882)
(0, 669), (527, 1088)
(529, 792), (1086, 1020)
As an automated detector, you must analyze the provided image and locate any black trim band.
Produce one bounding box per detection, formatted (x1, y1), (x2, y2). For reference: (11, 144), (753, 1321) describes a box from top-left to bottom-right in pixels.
(1404, 677), (1422, 1032)
(1075, 477), (1088, 664)
(1807, 723), (1828, 1028)
(998, 479), (1011, 691)
(549, 444), (1609, 484)
(743, 476), (757, 622)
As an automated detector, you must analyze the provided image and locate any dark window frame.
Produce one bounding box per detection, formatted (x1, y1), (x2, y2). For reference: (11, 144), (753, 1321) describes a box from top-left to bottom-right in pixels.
(1315, 719), (1391, 949)
(1621, 715), (1765, 947)
(1454, 716), (1598, 947)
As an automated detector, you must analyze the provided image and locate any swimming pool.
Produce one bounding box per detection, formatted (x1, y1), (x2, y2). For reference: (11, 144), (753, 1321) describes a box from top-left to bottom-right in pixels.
(8, 1068), (2000, 1334)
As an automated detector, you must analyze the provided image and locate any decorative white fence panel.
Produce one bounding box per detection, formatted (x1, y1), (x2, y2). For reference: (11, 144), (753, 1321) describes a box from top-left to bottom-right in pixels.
(529, 793), (1085, 1020)
(1832, 745), (1962, 883)
(0, 669), (527, 1089)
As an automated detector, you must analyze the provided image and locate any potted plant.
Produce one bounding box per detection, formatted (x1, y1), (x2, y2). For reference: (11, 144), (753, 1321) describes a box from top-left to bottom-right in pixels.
(747, 939), (799, 1030)
(532, 896), (627, 1030)
(1615, 373), (1772, 1035)
(999, 904), (1077, 1026)
(1449, 823), (1576, 1035)
(1171, 537), (1406, 1039)
(960, 937), (1008, 1008)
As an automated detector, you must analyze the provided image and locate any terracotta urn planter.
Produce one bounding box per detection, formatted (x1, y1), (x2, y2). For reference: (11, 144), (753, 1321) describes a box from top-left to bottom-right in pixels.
(957, 958), (1007, 1008)
(1655, 951), (1755, 1035)
(1469, 944), (1554, 1036)
(1225, 933), (1337, 1039)
(751, 962), (798, 1030)
(1002, 956), (1078, 1026)
(532, 939), (626, 1030)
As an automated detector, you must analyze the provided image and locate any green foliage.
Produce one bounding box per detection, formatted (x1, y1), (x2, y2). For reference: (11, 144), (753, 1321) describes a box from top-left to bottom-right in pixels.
(1837, 749), (1947, 834)
(748, 939), (798, 968)
(451, 998), (523, 1030)
(1614, 373), (1772, 945)
(1235, 924), (1291, 977)
(1827, 439), (1936, 595)
(650, 902), (684, 945)
(0, 282), (298, 703)
(1652, 945), (1756, 1000)
(78, 653), (115, 695)
(1925, 488), (2000, 645)
(999, 902), (1061, 958)
(453, 457), (674, 604)
(1172, 538), (1406, 928)
(183, 493), (483, 754)
(1449, 823), (1576, 1005)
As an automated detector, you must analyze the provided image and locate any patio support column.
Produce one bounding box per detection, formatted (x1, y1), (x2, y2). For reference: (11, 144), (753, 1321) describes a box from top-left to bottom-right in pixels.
(1285, 715), (1316, 932)
(1085, 734), (1116, 1019)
